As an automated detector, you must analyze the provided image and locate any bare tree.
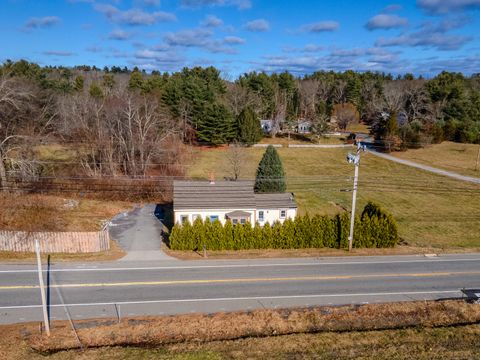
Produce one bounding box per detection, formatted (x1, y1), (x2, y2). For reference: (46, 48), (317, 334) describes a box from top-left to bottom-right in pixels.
(226, 142), (244, 180)
(332, 103), (359, 131)
(0, 75), (34, 191)
(298, 79), (319, 119)
(225, 82), (260, 117)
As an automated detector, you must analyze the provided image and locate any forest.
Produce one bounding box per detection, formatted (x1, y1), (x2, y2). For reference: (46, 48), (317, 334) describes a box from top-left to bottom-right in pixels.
(1, 59), (479, 195)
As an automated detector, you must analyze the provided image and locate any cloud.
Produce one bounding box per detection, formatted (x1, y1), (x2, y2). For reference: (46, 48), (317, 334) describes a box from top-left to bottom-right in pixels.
(201, 15), (223, 27)
(417, 0), (480, 14)
(223, 36), (245, 44)
(141, 0), (161, 6)
(244, 19), (270, 32)
(94, 4), (176, 25)
(108, 29), (132, 40)
(376, 18), (472, 50)
(86, 45), (103, 53)
(23, 16), (61, 30)
(283, 44), (324, 53)
(301, 21), (339, 32)
(366, 14), (408, 30)
(42, 51), (75, 56)
(163, 28), (238, 54)
(164, 28), (213, 47)
(382, 4), (403, 12)
(180, 0), (251, 10)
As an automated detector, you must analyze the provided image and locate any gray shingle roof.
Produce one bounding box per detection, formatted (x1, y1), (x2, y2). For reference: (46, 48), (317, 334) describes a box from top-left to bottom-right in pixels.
(174, 180), (255, 210)
(173, 180), (297, 210)
(255, 193), (297, 209)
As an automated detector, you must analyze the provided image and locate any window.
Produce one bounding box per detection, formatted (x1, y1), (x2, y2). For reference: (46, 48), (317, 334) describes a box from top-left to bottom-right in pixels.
(210, 215), (219, 222)
(180, 215), (188, 224)
(280, 210), (286, 219)
(240, 218), (246, 225)
(232, 219), (238, 224)
(258, 211), (264, 222)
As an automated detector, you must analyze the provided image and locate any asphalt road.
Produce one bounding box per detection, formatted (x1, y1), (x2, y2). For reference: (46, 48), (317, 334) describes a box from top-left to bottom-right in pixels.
(368, 149), (480, 184)
(1, 254), (479, 324)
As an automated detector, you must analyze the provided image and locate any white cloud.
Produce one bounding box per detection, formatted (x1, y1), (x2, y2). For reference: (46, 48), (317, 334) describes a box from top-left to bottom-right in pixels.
(365, 14), (408, 30)
(244, 19), (270, 32)
(301, 21), (339, 32)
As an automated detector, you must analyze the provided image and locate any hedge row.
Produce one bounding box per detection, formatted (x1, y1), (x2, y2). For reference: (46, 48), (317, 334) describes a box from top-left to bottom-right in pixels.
(169, 202), (399, 251)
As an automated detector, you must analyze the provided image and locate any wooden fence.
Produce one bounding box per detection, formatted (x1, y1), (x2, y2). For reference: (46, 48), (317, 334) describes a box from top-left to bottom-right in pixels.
(0, 229), (110, 253)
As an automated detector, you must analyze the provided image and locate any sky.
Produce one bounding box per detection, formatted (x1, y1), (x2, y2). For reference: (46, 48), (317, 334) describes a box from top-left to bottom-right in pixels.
(1, 0), (480, 78)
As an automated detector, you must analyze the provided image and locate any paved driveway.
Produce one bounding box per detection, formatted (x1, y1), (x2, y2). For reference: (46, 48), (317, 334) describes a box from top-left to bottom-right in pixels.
(109, 204), (177, 261)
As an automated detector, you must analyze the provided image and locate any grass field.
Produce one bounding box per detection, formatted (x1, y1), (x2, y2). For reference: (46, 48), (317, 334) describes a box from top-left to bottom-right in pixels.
(392, 141), (480, 177)
(188, 146), (480, 248)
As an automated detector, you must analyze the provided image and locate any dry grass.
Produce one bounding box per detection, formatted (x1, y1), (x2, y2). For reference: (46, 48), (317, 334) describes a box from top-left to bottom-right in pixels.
(0, 193), (132, 232)
(393, 141), (480, 177)
(164, 245), (480, 260)
(8, 300), (479, 358)
(187, 146), (480, 248)
(2, 323), (480, 360)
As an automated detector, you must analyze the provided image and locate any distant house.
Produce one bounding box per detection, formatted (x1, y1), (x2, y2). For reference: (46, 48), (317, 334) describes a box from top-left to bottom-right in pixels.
(296, 119), (312, 134)
(260, 119), (274, 134)
(173, 180), (297, 225)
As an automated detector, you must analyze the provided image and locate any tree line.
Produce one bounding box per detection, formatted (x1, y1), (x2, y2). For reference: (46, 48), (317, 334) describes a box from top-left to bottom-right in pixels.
(1, 59), (479, 190)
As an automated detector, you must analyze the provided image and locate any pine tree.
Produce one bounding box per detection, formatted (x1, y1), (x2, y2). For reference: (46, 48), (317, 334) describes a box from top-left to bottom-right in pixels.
(254, 145), (286, 193)
(236, 106), (263, 145)
(197, 103), (235, 145)
(128, 71), (144, 90)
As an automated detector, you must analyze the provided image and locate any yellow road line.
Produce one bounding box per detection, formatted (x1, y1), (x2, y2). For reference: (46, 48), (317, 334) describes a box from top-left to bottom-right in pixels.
(1, 271), (479, 290)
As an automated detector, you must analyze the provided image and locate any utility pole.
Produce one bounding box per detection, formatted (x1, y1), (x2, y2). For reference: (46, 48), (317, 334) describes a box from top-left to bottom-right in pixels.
(35, 240), (50, 336)
(346, 142), (366, 252)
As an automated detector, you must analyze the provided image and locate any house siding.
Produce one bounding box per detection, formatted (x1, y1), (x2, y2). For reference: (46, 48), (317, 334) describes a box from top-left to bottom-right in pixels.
(175, 207), (297, 225)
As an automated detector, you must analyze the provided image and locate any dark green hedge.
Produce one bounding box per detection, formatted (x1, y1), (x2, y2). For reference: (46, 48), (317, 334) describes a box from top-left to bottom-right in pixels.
(169, 202), (398, 251)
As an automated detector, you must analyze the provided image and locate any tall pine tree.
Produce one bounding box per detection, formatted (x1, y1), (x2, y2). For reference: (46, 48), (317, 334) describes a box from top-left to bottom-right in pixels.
(197, 103), (235, 145)
(254, 145), (286, 193)
(236, 106), (263, 145)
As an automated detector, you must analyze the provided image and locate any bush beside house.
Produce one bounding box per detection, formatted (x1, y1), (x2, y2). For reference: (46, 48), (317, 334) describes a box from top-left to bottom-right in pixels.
(169, 202), (398, 251)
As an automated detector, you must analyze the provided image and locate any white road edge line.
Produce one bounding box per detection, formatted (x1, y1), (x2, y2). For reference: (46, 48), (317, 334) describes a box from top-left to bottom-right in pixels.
(0, 290), (462, 310)
(1, 258), (480, 273)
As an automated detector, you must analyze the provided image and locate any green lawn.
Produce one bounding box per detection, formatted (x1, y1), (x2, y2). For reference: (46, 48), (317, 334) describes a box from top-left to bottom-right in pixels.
(188, 146), (480, 248)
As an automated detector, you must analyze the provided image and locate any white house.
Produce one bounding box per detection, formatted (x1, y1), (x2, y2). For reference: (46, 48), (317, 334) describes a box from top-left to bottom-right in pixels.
(173, 180), (297, 225)
(296, 119), (312, 134)
(260, 119), (274, 134)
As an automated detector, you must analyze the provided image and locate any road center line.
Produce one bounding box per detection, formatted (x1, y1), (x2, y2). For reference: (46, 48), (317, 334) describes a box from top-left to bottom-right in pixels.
(1, 270), (479, 290)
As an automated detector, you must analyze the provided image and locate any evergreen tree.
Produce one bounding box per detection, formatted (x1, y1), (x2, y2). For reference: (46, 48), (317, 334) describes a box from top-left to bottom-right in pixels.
(197, 103), (235, 145)
(73, 75), (84, 92)
(254, 145), (286, 193)
(128, 71), (144, 90)
(236, 106), (263, 145)
(89, 83), (103, 99)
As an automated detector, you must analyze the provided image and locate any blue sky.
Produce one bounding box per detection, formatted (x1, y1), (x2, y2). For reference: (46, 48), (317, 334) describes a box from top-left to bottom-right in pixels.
(1, 0), (480, 77)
